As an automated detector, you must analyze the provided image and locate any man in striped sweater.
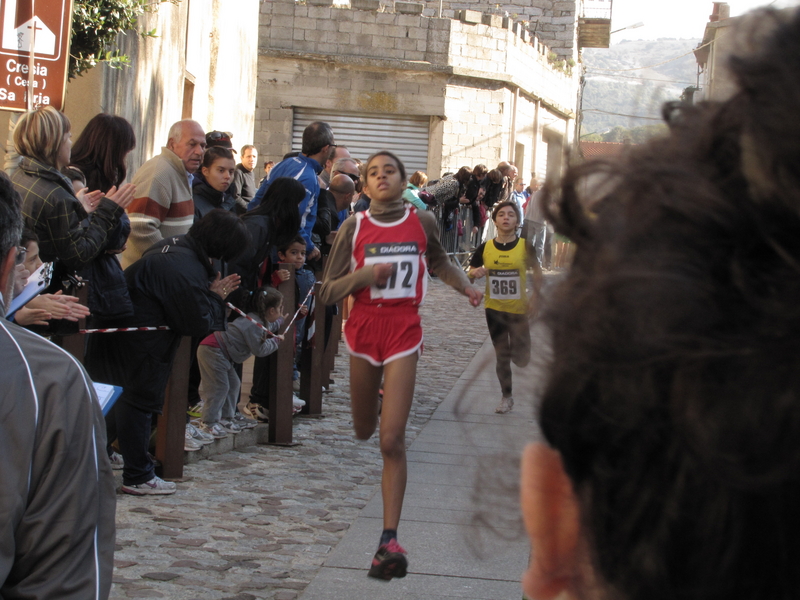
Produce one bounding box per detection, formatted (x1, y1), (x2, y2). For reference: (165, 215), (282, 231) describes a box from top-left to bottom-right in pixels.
(121, 120), (207, 269)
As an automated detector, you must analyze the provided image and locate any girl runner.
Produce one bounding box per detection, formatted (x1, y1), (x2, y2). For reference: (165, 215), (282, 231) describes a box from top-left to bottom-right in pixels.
(468, 200), (540, 413)
(320, 151), (482, 580)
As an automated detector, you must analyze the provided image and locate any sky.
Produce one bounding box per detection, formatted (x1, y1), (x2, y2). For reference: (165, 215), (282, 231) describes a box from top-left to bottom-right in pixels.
(609, 0), (800, 40)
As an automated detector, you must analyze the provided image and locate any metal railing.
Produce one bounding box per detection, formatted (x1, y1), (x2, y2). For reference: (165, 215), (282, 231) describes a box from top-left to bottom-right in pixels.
(582, 0), (612, 20)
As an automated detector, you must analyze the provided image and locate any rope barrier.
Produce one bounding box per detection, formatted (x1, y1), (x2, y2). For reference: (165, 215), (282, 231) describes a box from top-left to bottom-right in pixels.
(79, 326), (170, 334)
(78, 285), (315, 337)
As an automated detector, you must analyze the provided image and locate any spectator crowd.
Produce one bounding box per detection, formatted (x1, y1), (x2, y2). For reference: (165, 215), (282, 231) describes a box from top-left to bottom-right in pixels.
(3, 6), (800, 600)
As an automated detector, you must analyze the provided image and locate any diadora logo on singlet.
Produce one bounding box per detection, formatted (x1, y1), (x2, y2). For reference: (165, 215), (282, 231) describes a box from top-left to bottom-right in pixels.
(366, 243), (419, 256)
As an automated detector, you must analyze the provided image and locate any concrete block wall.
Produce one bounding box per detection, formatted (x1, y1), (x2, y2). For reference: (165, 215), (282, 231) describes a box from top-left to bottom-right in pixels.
(259, 0), (575, 113)
(441, 83), (511, 170)
(256, 0), (578, 177)
(421, 0), (579, 59)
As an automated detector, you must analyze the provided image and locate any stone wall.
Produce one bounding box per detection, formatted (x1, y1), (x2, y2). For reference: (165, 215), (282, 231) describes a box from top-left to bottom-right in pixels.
(260, 1), (577, 113)
(257, 0), (577, 179)
(416, 0), (578, 59)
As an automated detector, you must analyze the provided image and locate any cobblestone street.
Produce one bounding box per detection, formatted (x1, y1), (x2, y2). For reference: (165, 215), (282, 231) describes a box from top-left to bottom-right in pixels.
(110, 278), (488, 599)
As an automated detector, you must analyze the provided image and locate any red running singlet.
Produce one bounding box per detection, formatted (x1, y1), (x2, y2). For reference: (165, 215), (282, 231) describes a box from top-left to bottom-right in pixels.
(350, 207), (428, 307)
(344, 207), (428, 366)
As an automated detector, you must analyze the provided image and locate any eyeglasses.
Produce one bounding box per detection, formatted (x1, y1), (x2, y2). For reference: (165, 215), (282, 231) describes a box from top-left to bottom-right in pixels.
(343, 173), (360, 183)
(14, 246), (27, 266)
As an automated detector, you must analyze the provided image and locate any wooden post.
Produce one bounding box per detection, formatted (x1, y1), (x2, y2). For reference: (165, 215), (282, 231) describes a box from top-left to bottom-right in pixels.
(268, 263), (296, 444)
(155, 336), (191, 480)
(298, 281), (323, 415)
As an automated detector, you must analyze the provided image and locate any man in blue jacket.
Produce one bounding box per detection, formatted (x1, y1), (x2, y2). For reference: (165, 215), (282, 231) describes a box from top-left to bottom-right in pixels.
(248, 122), (336, 262)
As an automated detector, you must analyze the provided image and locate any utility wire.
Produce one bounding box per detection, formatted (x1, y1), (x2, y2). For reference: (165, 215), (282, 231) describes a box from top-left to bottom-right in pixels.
(582, 108), (663, 121)
(585, 72), (695, 84)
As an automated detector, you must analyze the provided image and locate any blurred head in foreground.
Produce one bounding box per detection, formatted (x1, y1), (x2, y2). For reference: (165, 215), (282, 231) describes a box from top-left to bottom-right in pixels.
(521, 8), (800, 600)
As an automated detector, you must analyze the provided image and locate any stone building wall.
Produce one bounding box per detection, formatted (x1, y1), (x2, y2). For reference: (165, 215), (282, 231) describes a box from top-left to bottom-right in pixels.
(258, 0), (577, 179)
(417, 0), (579, 59)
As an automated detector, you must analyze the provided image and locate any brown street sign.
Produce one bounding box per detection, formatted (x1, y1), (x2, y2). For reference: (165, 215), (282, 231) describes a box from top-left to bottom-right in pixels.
(0, 0), (73, 111)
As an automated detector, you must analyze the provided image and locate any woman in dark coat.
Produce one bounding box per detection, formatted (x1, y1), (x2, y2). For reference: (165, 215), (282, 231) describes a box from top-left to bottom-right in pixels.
(229, 177), (303, 416)
(86, 210), (248, 495)
(230, 177), (304, 306)
(69, 113), (138, 319)
(11, 107), (135, 299)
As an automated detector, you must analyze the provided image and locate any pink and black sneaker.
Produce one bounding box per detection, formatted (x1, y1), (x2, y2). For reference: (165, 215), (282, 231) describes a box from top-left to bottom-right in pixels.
(368, 538), (408, 580)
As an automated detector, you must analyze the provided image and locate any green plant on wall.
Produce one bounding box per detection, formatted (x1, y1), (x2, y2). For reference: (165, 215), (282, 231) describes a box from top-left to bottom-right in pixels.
(69, 0), (179, 79)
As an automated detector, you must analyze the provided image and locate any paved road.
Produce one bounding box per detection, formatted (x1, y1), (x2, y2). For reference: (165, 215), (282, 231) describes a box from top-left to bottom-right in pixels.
(109, 277), (549, 599)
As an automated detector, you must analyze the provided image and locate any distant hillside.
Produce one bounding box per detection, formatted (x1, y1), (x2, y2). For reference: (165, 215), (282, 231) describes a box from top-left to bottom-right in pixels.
(581, 38), (700, 135)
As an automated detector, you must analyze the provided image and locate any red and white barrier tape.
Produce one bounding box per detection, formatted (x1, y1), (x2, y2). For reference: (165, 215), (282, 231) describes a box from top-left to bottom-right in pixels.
(226, 302), (276, 337)
(79, 326), (170, 334)
(77, 288), (315, 336)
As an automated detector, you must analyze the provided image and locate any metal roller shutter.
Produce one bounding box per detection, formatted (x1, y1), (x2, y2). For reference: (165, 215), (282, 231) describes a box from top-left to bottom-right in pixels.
(292, 108), (430, 174)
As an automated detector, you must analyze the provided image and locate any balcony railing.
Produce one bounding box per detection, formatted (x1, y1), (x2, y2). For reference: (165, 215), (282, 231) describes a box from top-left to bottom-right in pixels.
(582, 0), (612, 20)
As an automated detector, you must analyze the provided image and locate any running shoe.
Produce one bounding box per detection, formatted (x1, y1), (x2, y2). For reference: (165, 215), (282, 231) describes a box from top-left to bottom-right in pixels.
(186, 422), (214, 445)
(108, 451), (124, 470)
(232, 412), (258, 429)
(254, 404), (269, 422)
(184, 430), (202, 451)
(219, 419), (243, 434)
(121, 475), (177, 496)
(368, 539), (408, 580)
(199, 421), (228, 439)
(495, 396), (514, 414)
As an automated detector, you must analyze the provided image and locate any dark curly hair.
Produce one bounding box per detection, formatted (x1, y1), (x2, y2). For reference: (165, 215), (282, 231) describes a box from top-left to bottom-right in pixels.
(538, 8), (800, 600)
(189, 209), (250, 263)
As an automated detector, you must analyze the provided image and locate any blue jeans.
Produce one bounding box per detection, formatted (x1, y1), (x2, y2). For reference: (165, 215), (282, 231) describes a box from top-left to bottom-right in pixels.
(530, 221), (546, 268)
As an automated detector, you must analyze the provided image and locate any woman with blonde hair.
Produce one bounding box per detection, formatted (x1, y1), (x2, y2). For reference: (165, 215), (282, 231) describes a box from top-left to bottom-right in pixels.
(11, 107), (135, 300)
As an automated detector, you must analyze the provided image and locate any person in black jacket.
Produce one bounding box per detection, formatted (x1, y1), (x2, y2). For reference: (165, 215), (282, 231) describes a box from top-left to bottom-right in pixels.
(193, 147), (236, 221)
(229, 178), (303, 417)
(229, 177), (304, 307)
(86, 209), (248, 495)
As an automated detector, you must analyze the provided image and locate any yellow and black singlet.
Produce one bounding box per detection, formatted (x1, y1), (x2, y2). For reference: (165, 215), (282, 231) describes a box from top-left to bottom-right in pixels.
(477, 237), (528, 314)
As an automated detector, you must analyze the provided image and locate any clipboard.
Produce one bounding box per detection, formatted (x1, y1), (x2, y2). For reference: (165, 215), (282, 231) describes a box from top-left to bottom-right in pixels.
(93, 382), (123, 416)
(7, 262), (53, 319)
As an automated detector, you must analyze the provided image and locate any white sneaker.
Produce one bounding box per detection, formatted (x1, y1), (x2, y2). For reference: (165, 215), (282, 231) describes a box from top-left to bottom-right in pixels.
(184, 432), (202, 451)
(232, 412), (258, 429)
(186, 422), (214, 445)
(495, 396), (514, 414)
(199, 421), (228, 439)
(292, 394), (306, 408)
(121, 475), (177, 496)
(219, 419), (242, 434)
(109, 451), (124, 470)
